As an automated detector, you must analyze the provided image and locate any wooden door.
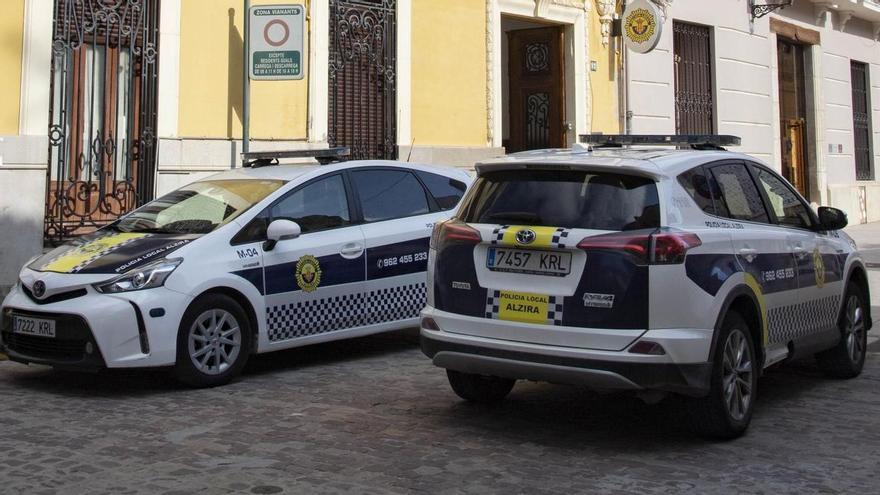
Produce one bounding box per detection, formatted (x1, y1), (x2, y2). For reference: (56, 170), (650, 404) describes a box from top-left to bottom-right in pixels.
(508, 26), (565, 153)
(777, 39), (810, 199)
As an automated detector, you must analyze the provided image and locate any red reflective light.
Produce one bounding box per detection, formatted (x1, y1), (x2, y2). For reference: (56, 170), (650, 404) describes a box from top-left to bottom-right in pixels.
(628, 340), (666, 355)
(577, 231), (701, 265)
(421, 317), (440, 331)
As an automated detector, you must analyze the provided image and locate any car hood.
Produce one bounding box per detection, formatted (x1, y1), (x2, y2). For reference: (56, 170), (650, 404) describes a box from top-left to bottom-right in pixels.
(28, 230), (202, 275)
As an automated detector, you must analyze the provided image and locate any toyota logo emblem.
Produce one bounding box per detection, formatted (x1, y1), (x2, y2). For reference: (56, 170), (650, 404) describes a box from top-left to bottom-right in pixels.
(33, 280), (46, 298)
(515, 229), (537, 245)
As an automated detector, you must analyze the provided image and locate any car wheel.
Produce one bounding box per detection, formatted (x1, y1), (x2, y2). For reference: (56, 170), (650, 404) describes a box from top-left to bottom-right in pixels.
(174, 294), (252, 388)
(816, 284), (867, 379)
(688, 311), (757, 439)
(446, 370), (515, 404)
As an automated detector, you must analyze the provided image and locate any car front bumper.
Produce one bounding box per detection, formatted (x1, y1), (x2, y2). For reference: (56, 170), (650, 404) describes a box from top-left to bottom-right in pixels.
(420, 308), (714, 396)
(1, 282), (193, 370)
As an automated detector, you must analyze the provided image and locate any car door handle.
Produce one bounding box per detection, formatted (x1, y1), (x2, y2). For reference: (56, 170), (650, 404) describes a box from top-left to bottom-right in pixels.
(339, 244), (364, 258)
(792, 245), (808, 259)
(739, 248), (758, 263)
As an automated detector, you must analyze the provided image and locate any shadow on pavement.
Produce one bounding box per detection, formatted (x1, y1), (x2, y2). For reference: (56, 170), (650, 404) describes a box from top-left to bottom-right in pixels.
(423, 355), (864, 447)
(0, 328), (422, 398)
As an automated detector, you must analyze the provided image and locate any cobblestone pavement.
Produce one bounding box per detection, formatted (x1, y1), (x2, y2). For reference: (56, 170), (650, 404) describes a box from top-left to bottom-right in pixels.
(0, 328), (879, 495)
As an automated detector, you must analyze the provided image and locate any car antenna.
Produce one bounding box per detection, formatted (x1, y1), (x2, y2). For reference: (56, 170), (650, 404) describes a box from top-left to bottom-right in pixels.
(406, 139), (416, 162)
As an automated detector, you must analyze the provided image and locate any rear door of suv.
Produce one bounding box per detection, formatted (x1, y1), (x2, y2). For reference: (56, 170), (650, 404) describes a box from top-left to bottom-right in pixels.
(431, 166), (684, 351)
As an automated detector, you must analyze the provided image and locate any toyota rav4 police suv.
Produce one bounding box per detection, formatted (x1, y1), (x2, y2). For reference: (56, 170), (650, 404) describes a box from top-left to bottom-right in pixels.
(420, 135), (870, 438)
(2, 151), (471, 387)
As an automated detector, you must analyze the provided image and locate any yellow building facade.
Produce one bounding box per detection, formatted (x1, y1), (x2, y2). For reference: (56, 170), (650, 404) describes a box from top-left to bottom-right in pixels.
(0, 0), (621, 294)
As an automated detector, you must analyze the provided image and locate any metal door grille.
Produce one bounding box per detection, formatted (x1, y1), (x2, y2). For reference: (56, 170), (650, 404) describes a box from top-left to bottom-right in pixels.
(851, 61), (873, 181)
(674, 22), (714, 135)
(45, 0), (159, 244)
(328, 0), (397, 160)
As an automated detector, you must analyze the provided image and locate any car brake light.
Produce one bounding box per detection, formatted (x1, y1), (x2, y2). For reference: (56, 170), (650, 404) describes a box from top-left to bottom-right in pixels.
(431, 220), (481, 250)
(652, 232), (702, 264)
(577, 231), (701, 265)
(577, 233), (652, 264)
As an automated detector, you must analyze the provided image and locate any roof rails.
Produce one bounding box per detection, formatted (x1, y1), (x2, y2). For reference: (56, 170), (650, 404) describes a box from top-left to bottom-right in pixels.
(241, 147), (351, 168)
(578, 134), (741, 151)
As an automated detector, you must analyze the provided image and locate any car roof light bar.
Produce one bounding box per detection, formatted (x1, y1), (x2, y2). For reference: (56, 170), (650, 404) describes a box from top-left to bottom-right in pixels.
(241, 147), (351, 168)
(578, 134), (741, 151)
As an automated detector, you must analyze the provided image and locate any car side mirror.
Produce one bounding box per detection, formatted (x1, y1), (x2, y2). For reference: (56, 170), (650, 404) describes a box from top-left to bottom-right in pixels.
(817, 206), (848, 232)
(263, 219), (301, 251)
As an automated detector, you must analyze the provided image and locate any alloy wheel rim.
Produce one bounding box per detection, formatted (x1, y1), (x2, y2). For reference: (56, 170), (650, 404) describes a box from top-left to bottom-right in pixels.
(188, 309), (242, 375)
(722, 329), (753, 422)
(844, 294), (866, 365)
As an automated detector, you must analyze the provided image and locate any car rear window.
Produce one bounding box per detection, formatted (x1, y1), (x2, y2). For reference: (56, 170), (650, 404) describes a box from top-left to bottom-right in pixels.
(459, 169), (660, 231)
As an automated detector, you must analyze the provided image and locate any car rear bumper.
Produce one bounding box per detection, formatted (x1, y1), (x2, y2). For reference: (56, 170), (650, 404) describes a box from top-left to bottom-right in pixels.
(420, 308), (714, 396)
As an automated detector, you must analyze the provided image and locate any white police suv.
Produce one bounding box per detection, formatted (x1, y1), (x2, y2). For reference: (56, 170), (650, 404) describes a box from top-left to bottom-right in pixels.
(1, 158), (471, 387)
(420, 135), (871, 438)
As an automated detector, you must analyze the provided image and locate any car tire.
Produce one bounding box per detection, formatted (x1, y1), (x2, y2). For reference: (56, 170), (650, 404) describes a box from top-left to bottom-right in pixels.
(447, 370), (515, 404)
(173, 294), (252, 388)
(816, 284), (868, 379)
(688, 311), (757, 439)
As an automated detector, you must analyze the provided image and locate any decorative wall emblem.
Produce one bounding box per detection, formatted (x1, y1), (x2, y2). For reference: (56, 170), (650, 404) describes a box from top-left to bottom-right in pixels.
(622, 0), (664, 53)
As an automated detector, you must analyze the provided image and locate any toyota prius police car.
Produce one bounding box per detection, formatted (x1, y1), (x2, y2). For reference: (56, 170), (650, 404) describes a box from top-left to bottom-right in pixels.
(420, 135), (870, 438)
(1, 152), (471, 387)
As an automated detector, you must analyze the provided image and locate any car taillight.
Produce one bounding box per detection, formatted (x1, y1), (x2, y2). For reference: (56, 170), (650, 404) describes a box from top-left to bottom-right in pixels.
(577, 231), (701, 265)
(652, 232), (702, 264)
(430, 220), (481, 250)
(577, 232), (652, 264)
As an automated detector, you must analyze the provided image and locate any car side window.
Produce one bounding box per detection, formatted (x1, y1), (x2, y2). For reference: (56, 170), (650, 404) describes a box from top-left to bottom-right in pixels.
(677, 166), (715, 214)
(751, 165), (813, 229)
(416, 171), (468, 210)
(351, 169), (430, 222)
(708, 163), (770, 224)
(271, 174), (351, 233)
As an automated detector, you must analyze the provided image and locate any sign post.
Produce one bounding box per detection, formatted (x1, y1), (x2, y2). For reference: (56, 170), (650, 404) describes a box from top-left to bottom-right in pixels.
(242, 4), (306, 166)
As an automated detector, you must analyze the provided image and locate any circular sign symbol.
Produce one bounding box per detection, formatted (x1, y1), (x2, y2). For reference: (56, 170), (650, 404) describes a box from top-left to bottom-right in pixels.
(264, 19), (290, 47)
(622, 0), (663, 54)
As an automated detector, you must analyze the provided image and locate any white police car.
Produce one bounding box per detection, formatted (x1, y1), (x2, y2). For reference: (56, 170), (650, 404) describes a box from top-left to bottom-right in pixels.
(1, 159), (471, 387)
(420, 135), (870, 438)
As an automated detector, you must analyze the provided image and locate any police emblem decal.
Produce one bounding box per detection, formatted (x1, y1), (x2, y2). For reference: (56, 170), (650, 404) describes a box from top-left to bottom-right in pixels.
(295, 255), (322, 293)
(813, 249), (825, 289)
(515, 229), (537, 245)
(32, 280), (46, 298)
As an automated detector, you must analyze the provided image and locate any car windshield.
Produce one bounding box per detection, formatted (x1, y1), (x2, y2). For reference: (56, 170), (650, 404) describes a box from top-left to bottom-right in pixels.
(460, 169), (660, 231)
(113, 179), (285, 234)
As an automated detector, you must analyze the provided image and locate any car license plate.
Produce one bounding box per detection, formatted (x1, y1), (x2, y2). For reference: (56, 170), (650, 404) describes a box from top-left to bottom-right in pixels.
(11, 315), (56, 338)
(486, 247), (572, 277)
